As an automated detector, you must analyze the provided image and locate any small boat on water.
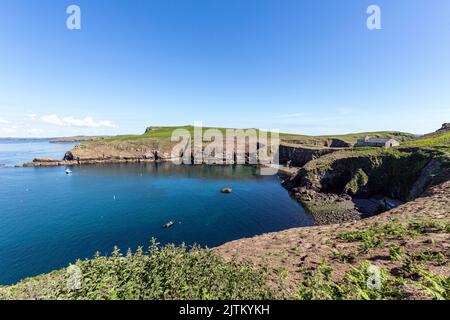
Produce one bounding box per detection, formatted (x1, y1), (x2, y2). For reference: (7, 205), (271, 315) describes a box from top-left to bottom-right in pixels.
(65, 169), (73, 175)
(163, 220), (175, 229)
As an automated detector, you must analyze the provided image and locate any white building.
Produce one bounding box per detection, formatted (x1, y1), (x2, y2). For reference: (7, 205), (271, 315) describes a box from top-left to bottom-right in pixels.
(355, 136), (400, 148)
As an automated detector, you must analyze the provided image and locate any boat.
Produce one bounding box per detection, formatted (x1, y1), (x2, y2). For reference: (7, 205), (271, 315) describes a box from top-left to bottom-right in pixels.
(220, 187), (232, 194)
(65, 169), (73, 175)
(163, 220), (175, 229)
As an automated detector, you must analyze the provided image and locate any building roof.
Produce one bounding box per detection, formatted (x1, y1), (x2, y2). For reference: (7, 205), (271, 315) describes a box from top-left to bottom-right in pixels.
(365, 138), (394, 143)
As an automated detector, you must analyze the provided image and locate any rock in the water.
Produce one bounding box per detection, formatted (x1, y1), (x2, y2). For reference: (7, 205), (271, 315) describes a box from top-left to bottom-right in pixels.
(32, 157), (58, 163)
(220, 188), (233, 194)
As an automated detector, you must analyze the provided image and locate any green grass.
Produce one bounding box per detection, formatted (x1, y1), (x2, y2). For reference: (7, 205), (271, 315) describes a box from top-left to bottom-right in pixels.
(281, 131), (415, 143)
(339, 219), (449, 242)
(100, 126), (264, 142)
(401, 131), (450, 152)
(296, 260), (449, 300)
(93, 126), (416, 147)
(296, 261), (404, 300)
(389, 245), (403, 261)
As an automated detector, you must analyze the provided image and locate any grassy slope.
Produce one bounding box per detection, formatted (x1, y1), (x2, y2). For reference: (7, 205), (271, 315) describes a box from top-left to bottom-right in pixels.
(96, 126), (416, 146)
(282, 131), (416, 144)
(296, 130), (450, 193)
(401, 131), (450, 152)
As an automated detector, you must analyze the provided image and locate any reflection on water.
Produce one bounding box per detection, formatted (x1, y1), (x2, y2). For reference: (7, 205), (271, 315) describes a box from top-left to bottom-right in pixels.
(75, 162), (266, 181)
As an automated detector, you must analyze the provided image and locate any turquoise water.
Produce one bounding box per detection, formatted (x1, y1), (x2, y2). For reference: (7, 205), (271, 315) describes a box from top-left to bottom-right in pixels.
(0, 141), (312, 285)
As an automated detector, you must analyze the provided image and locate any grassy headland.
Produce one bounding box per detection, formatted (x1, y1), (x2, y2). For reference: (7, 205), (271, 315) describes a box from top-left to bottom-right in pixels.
(99, 125), (415, 146)
(59, 126), (417, 164)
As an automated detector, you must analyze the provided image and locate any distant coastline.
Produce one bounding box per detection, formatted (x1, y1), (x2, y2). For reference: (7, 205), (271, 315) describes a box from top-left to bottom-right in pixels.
(0, 136), (110, 143)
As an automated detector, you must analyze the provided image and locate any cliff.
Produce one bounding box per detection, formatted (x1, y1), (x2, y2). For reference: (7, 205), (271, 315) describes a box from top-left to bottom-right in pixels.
(282, 128), (450, 224)
(278, 143), (338, 167)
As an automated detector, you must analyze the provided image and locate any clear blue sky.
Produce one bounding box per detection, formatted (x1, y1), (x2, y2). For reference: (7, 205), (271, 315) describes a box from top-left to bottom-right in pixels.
(0, 0), (449, 137)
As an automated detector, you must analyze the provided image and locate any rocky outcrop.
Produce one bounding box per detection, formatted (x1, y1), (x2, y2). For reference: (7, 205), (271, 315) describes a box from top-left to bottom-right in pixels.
(282, 148), (450, 224)
(278, 143), (337, 167)
(21, 159), (161, 167)
(281, 138), (352, 148)
(63, 139), (176, 162)
(55, 135), (281, 166)
(423, 123), (450, 138)
(408, 158), (450, 200)
(436, 123), (450, 134)
(32, 157), (59, 163)
(284, 149), (436, 201)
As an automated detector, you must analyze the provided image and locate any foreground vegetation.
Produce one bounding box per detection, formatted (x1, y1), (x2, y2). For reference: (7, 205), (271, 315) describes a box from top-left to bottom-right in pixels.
(0, 241), (274, 300)
(303, 218), (449, 300)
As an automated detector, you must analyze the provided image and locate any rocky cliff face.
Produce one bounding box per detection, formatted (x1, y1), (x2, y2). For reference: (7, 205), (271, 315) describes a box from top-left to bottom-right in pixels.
(424, 123), (450, 137)
(436, 123), (450, 134)
(278, 144), (338, 167)
(281, 148), (450, 224)
(280, 138), (352, 148)
(63, 139), (176, 162)
(61, 137), (278, 165)
(284, 149), (438, 201)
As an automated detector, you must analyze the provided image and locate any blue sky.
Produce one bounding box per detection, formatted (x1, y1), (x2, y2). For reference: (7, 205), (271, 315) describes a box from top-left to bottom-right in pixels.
(0, 0), (449, 137)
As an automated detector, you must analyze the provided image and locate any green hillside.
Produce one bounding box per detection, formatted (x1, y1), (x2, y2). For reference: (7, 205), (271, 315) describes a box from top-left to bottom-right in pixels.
(97, 126), (416, 147)
(401, 131), (450, 152)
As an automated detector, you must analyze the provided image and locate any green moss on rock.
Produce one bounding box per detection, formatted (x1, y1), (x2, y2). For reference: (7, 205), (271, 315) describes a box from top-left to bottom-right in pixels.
(345, 168), (369, 195)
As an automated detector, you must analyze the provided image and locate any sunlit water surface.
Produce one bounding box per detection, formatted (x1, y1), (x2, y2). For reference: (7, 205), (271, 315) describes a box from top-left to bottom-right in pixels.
(0, 140), (312, 285)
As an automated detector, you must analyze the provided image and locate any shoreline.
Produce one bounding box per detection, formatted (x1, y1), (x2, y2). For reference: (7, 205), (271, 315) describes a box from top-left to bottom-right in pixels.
(17, 158), (300, 176)
(16, 157), (395, 225)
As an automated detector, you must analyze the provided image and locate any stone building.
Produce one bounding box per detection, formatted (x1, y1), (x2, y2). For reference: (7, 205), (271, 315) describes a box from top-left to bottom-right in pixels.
(355, 136), (400, 148)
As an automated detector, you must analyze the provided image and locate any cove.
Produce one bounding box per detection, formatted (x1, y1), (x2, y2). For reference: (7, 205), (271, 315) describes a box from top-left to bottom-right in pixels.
(0, 163), (313, 285)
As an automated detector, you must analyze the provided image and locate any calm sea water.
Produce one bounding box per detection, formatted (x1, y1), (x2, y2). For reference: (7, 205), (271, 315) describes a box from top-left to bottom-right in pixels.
(0, 140), (312, 285)
(0, 139), (77, 166)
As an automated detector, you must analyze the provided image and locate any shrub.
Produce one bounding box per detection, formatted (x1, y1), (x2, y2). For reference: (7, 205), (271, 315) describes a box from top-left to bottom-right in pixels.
(296, 261), (403, 300)
(1, 241), (274, 300)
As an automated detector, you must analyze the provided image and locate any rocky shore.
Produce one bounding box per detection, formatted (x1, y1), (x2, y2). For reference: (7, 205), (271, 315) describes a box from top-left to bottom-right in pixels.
(17, 157), (161, 167)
